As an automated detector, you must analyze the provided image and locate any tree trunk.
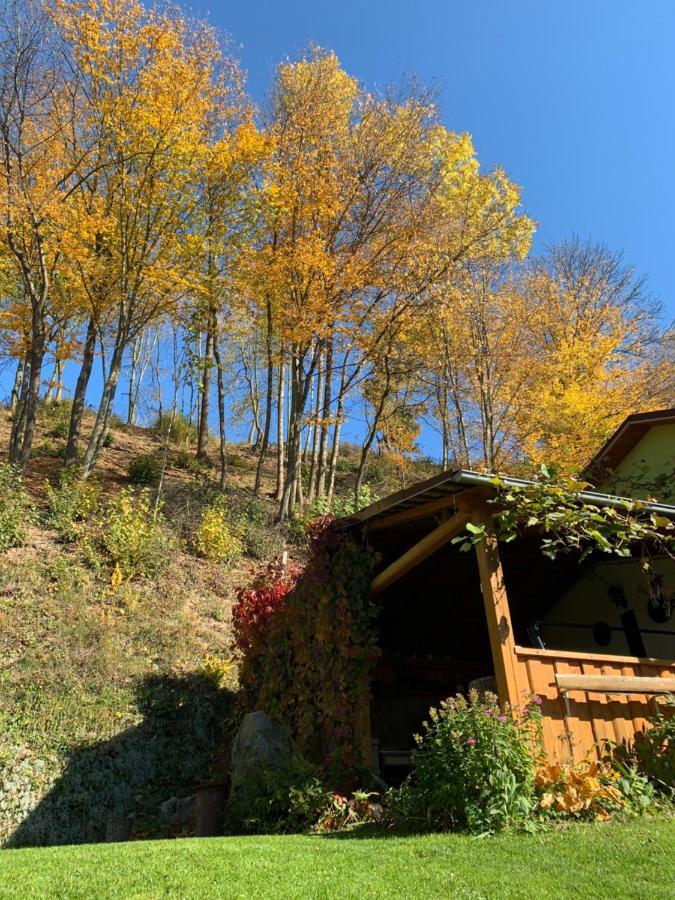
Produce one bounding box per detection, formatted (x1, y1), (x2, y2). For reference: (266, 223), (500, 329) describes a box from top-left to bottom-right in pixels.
(15, 329), (46, 467)
(197, 319), (213, 461)
(212, 318), (227, 491)
(278, 343), (322, 519)
(64, 316), (97, 467)
(81, 333), (125, 477)
(315, 340), (333, 499)
(254, 299), (275, 495)
(275, 358), (285, 503)
(10, 357), (24, 413)
(9, 356), (30, 461)
(306, 353), (324, 504)
(54, 357), (63, 403)
(127, 336), (141, 425)
(326, 356), (349, 508)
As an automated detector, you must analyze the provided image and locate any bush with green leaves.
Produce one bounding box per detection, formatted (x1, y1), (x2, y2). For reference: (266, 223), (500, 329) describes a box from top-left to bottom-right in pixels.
(39, 400), (73, 439)
(128, 453), (163, 486)
(388, 691), (542, 833)
(226, 755), (329, 835)
(153, 412), (197, 447)
(633, 700), (675, 794)
(326, 484), (376, 519)
(95, 489), (174, 579)
(45, 470), (100, 542)
(173, 449), (208, 476)
(290, 484), (377, 544)
(233, 494), (285, 560)
(0, 463), (32, 552)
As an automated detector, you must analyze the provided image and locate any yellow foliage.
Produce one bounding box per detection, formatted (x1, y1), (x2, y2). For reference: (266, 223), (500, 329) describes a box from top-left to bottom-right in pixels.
(201, 653), (234, 688)
(535, 758), (625, 819)
(196, 506), (244, 562)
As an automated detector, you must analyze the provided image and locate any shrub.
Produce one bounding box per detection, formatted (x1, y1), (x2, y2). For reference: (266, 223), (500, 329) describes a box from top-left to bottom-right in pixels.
(96, 488), (174, 579)
(173, 449), (208, 476)
(195, 496), (244, 562)
(128, 453), (163, 486)
(0, 463), (32, 552)
(230, 495), (285, 561)
(30, 440), (65, 459)
(388, 692), (542, 833)
(535, 758), (628, 821)
(310, 484), (376, 521)
(315, 790), (382, 833)
(227, 755), (329, 834)
(200, 654), (234, 688)
(633, 701), (675, 793)
(153, 412), (197, 447)
(40, 399), (73, 439)
(45, 469), (100, 542)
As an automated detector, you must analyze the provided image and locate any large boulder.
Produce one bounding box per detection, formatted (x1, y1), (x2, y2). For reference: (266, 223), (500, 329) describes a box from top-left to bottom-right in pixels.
(229, 711), (292, 801)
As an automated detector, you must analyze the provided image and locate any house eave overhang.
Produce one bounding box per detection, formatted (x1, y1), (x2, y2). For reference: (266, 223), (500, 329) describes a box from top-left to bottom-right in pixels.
(337, 468), (675, 533)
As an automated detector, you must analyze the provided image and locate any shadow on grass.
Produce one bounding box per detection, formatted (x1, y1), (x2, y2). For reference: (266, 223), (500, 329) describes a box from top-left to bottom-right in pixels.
(8, 673), (237, 848)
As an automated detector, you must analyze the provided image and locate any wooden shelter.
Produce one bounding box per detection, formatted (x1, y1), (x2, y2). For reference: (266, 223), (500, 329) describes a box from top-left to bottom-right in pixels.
(341, 470), (675, 771)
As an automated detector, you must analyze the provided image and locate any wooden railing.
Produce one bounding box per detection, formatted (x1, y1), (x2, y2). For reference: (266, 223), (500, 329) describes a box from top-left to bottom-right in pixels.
(512, 646), (675, 761)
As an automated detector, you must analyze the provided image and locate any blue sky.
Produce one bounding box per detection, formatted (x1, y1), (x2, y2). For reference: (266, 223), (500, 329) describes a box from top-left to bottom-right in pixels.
(199, 0), (675, 317)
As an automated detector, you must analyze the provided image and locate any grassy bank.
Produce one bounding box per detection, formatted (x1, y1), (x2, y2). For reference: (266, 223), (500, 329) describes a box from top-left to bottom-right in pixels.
(1, 818), (673, 899)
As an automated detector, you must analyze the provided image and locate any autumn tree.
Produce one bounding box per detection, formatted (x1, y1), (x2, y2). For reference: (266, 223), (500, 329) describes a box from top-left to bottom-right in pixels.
(516, 237), (671, 471)
(0, 0), (92, 465)
(47, 0), (247, 475)
(242, 48), (533, 518)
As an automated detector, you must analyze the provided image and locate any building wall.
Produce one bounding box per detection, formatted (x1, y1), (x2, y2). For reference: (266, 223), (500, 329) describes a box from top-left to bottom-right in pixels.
(602, 422), (675, 502)
(538, 557), (674, 659)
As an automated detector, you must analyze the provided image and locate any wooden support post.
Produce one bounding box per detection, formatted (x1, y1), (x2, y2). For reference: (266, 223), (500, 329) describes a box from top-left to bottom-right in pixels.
(473, 507), (521, 707)
(370, 510), (469, 597)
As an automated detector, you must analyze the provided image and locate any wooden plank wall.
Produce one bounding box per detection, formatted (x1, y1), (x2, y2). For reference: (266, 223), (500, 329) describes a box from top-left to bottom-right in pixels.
(512, 647), (675, 761)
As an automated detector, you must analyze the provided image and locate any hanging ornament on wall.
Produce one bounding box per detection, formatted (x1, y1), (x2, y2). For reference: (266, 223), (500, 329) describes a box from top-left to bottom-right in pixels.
(646, 572), (673, 624)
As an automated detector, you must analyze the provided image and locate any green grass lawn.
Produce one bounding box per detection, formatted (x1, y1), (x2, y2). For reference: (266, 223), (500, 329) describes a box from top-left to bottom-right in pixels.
(0, 818), (673, 900)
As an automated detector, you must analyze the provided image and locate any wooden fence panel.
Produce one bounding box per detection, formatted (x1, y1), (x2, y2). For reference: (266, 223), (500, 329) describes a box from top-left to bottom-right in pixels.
(513, 647), (675, 761)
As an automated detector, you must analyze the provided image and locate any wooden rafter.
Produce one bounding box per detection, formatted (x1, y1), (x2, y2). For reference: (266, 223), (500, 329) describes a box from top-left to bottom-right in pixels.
(366, 493), (464, 532)
(369, 510), (469, 597)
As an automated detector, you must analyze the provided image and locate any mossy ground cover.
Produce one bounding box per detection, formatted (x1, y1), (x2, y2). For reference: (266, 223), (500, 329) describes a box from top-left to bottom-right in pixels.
(0, 818), (673, 899)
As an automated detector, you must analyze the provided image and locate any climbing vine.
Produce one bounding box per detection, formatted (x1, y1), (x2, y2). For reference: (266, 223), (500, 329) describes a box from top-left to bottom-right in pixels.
(233, 519), (379, 775)
(454, 468), (675, 567)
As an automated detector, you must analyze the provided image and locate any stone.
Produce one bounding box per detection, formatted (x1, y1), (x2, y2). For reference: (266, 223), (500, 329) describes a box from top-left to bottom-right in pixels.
(159, 795), (195, 833)
(229, 711), (292, 801)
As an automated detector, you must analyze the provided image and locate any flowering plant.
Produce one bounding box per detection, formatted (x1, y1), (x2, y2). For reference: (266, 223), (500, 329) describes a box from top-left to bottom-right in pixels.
(388, 691), (543, 833)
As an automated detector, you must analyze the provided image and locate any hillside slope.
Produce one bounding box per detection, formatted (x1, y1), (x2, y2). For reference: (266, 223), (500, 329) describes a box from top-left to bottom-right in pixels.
(0, 402), (439, 846)
(0, 408), (278, 844)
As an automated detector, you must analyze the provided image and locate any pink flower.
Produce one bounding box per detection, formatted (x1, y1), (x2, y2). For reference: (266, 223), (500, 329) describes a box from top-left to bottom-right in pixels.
(483, 709), (493, 716)
(532, 694), (543, 705)
(497, 715), (507, 722)
(467, 737), (477, 745)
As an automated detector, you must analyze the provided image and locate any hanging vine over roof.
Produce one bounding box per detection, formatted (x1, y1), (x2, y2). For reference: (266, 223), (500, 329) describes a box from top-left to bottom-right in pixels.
(452, 466), (675, 566)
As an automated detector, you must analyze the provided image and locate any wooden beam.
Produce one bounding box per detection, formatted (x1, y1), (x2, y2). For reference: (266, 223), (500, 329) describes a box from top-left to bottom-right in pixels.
(556, 674), (675, 695)
(367, 493), (464, 532)
(369, 511), (469, 597)
(473, 507), (521, 707)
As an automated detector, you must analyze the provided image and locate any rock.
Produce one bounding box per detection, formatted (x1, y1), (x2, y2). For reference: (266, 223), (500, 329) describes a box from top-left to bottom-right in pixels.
(229, 711), (292, 801)
(159, 796), (179, 821)
(159, 794), (195, 833)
